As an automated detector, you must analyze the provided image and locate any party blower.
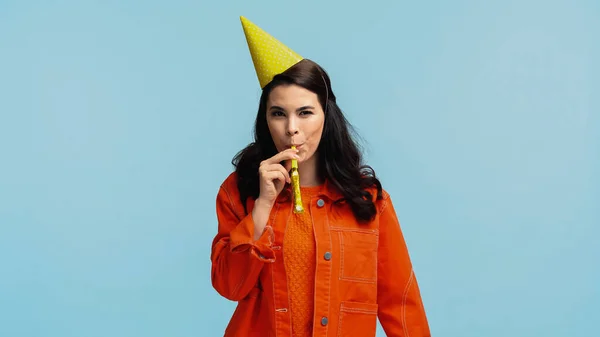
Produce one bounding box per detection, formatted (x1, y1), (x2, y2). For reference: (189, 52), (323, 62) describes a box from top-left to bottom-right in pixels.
(290, 145), (304, 213)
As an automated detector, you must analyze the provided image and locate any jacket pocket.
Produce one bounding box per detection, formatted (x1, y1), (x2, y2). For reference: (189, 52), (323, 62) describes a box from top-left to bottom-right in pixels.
(337, 301), (378, 337)
(337, 229), (378, 283)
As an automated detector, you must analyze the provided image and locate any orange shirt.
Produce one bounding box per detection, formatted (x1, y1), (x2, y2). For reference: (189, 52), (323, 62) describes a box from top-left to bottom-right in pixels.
(211, 172), (431, 337)
(283, 185), (322, 337)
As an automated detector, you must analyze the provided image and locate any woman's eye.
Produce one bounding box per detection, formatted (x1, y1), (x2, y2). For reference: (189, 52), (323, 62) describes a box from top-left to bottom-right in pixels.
(300, 110), (313, 115)
(271, 111), (284, 117)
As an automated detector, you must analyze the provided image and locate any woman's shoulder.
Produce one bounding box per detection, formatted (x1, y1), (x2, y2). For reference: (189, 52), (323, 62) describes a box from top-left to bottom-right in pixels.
(361, 180), (390, 201)
(220, 171), (239, 188)
(368, 184), (392, 215)
(215, 171), (249, 218)
(358, 171), (390, 202)
(217, 171), (242, 201)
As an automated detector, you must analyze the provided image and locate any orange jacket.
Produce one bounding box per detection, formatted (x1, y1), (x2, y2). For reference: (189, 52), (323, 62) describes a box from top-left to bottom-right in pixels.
(211, 172), (431, 337)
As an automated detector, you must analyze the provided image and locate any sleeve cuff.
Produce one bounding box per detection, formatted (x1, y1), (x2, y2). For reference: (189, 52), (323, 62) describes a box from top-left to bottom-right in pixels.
(229, 213), (275, 262)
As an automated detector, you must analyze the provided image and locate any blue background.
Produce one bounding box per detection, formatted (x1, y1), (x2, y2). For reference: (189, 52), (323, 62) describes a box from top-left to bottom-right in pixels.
(1, 0), (598, 336)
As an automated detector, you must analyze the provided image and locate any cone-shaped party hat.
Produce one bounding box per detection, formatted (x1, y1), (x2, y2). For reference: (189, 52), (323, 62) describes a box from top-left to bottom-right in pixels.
(240, 16), (303, 88)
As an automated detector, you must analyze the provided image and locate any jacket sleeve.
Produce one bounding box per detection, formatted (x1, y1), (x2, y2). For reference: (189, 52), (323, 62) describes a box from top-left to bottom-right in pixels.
(210, 183), (276, 301)
(377, 193), (431, 336)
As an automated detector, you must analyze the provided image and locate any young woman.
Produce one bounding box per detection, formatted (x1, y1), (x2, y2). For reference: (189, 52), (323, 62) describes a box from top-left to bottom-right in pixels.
(210, 17), (431, 337)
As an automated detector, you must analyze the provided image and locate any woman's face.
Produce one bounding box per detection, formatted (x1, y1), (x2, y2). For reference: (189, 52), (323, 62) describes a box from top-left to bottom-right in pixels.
(266, 84), (325, 165)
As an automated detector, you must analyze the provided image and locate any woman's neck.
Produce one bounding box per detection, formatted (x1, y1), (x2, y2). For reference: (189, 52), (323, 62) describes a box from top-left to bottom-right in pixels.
(297, 155), (323, 187)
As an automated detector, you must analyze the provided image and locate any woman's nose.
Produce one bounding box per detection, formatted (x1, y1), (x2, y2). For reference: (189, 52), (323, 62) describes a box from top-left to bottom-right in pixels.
(286, 121), (299, 135)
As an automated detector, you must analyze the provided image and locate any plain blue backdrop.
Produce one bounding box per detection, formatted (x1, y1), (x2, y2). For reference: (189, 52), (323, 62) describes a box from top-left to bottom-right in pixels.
(1, 0), (598, 336)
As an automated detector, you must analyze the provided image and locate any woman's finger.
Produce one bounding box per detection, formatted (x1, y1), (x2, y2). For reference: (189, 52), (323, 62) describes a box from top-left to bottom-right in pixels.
(263, 163), (291, 183)
(264, 170), (287, 185)
(263, 148), (299, 165)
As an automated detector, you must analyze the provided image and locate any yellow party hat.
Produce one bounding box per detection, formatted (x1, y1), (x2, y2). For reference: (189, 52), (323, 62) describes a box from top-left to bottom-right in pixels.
(240, 16), (303, 88)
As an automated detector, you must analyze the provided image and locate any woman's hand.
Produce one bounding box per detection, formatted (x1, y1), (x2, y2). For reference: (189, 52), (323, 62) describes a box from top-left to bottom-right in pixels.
(257, 147), (299, 206)
(252, 148), (299, 240)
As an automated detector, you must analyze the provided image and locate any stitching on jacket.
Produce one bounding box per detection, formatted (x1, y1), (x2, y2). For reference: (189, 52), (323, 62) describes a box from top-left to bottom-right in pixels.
(309, 197), (320, 336)
(340, 307), (378, 314)
(379, 194), (390, 215)
(271, 203), (281, 337)
(375, 221), (379, 287)
(221, 185), (243, 220)
(338, 231), (344, 281)
(337, 309), (344, 337)
(283, 202), (293, 337)
(340, 276), (376, 283)
(329, 226), (379, 234)
(324, 205), (332, 337)
(402, 269), (415, 337)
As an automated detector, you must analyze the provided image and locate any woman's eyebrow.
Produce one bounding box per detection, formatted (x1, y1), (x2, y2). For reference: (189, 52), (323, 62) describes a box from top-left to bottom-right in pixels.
(296, 105), (314, 111)
(269, 105), (314, 112)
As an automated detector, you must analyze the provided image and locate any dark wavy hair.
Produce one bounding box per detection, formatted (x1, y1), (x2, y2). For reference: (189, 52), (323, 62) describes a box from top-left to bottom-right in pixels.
(232, 59), (382, 222)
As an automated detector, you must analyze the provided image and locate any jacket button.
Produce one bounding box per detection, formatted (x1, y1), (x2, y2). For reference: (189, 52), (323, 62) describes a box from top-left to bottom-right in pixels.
(323, 252), (332, 261)
(321, 317), (328, 326)
(317, 199), (325, 207)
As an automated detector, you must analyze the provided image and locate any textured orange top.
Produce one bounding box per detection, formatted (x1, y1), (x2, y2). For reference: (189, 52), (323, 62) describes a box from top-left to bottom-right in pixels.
(283, 185), (322, 337)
